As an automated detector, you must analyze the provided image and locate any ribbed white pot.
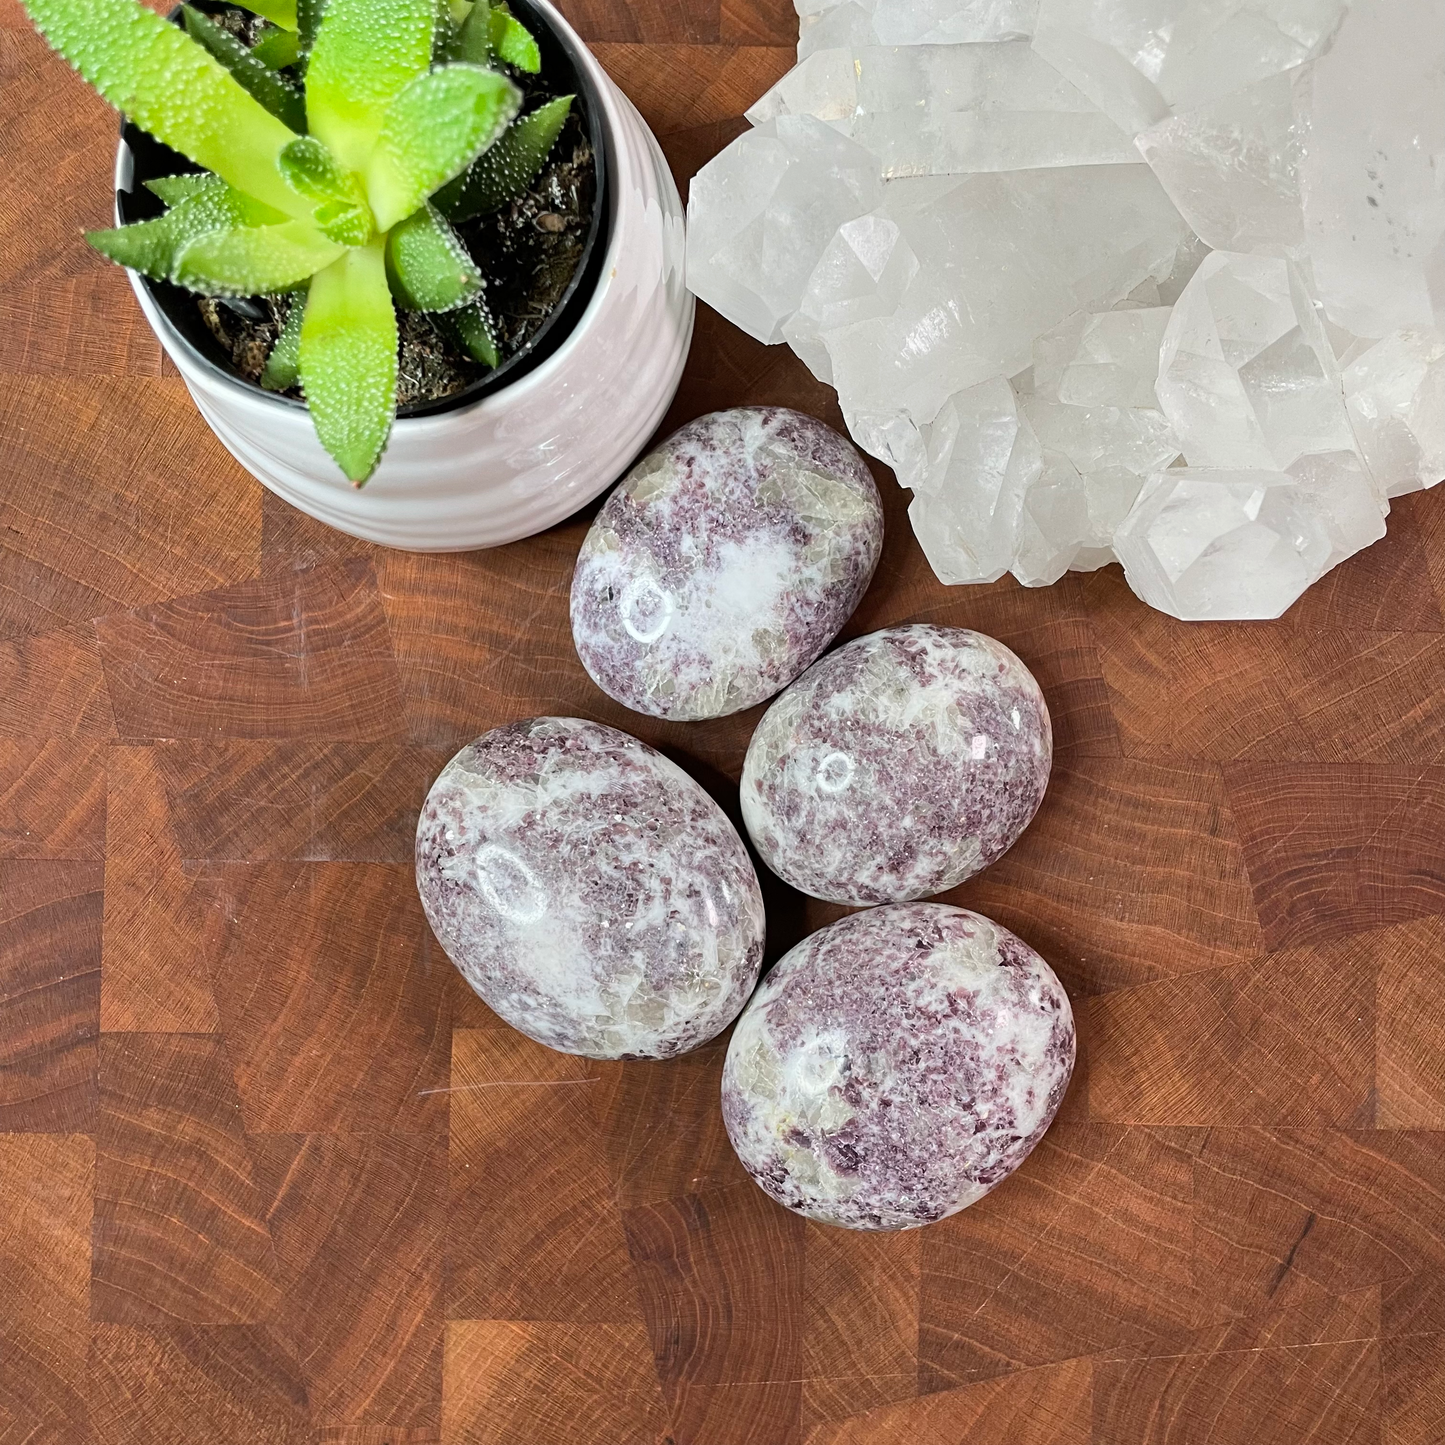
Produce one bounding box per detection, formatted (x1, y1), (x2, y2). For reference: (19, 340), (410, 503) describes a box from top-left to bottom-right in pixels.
(114, 2), (694, 552)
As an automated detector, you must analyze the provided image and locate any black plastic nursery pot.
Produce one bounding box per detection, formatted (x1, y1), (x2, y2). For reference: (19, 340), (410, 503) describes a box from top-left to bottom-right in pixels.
(115, 0), (612, 417)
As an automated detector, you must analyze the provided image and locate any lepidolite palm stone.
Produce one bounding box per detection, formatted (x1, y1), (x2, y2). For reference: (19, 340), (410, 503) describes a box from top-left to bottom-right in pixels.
(570, 407), (884, 721)
(415, 718), (766, 1059)
(721, 904), (1075, 1230)
(741, 623), (1051, 905)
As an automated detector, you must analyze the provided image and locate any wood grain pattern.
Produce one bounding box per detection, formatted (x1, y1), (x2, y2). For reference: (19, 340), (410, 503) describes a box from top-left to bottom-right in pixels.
(954, 758), (1266, 995)
(152, 739), (443, 862)
(255, 1131), (447, 1430)
(919, 1126), (1208, 1388)
(805, 1357), (1093, 1445)
(443, 1322), (669, 1445)
(1088, 934), (1377, 1125)
(93, 1033), (282, 1327)
(203, 864), (450, 1134)
(448, 1030), (637, 1324)
(0, 625), (116, 740)
(1094, 1335), (1380, 1445)
(591, 1041), (742, 1209)
(2, 0), (1445, 1436)
(88, 1324), (312, 1445)
(0, 1133), (92, 1437)
(801, 1226), (920, 1426)
(0, 740), (108, 860)
(1226, 764), (1445, 949)
(100, 747), (221, 1034)
(0, 376), (260, 639)
(0, 861), (101, 1133)
(95, 561), (406, 743)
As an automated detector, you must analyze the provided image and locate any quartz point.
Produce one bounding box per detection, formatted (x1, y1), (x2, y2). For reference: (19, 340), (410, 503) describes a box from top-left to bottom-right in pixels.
(1344, 331), (1445, 499)
(797, 0), (877, 58)
(783, 210), (922, 383)
(1301, 0), (1445, 338)
(721, 903), (1075, 1230)
(1031, 0), (1346, 134)
(1155, 251), (1361, 472)
(911, 307), (1181, 586)
(797, 0), (1040, 56)
(686, 115), (883, 344)
(1130, 249), (1387, 617)
(822, 166), (1189, 424)
(907, 377), (1044, 584)
(686, 0), (1445, 619)
(1134, 67), (1310, 254)
(1033, 306), (1174, 408)
(805, 213), (920, 330)
(868, 0), (1040, 43)
(1022, 397), (1181, 559)
(750, 42), (1138, 176)
(1115, 465), (1363, 620)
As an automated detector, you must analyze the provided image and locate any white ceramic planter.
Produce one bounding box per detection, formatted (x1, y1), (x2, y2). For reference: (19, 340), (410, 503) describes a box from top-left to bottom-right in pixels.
(114, 2), (694, 552)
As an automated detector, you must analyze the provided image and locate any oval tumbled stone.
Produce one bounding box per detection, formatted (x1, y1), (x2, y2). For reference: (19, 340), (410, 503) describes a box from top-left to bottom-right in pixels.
(721, 903), (1075, 1230)
(415, 717), (766, 1059)
(570, 407), (884, 721)
(741, 623), (1052, 905)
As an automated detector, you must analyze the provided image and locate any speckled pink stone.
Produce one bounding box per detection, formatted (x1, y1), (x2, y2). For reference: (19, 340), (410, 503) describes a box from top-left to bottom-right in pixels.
(570, 407), (884, 721)
(415, 717), (766, 1060)
(741, 624), (1052, 905)
(721, 903), (1075, 1231)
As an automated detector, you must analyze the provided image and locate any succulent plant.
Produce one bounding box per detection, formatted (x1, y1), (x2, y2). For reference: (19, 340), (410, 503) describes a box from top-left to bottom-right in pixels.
(23, 0), (577, 483)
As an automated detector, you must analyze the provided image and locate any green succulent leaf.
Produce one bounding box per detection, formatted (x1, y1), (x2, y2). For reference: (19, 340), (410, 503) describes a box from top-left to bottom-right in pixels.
(181, 6), (306, 132)
(489, 4), (539, 71)
(446, 4), (537, 71)
(296, 0), (326, 53)
(443, 298), (499, 367)
(90, 176), (288, 280)
(384, 203), (482, 310)
(252, 23), (302, 68)
(447, 0), (490, 63)
(311, 199), (371, 244)
(145, 173), (216, 207)
(305, 0), (435, 171)
(261, 290), (306, 389)
(88, 217), (191, 279)
(21, 0), (308, 219)
(173, 217), (346, 294)
(161, 174), (287, 227)
(236, 0), (298, 30)
(278, 135), (374, 241)
(278, 135), (357, 201)
(435, 93), (570, 221)
(431, 0), (460, 61)
(299, 240), (398, 484)
(366, 62), (520, 232)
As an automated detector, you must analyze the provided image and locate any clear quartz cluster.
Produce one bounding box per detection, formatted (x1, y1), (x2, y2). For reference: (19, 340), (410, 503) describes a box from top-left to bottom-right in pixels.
(686, 0), (1445, 620)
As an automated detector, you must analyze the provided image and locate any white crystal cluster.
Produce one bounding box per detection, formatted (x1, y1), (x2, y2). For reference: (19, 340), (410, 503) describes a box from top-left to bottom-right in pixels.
(687, 0), (1445, 620)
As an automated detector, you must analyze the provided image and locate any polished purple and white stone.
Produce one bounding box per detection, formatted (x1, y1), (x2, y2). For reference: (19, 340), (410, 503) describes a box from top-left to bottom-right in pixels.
(741, 623), (1052, 905)
(721, 904), (1075, 1231)
(570, 407), (884, 721)
(415, 717), (766, 1060)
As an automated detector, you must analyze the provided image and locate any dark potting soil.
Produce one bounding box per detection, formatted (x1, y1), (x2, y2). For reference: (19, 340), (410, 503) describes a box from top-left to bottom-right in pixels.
(194, 24), (597, 409)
